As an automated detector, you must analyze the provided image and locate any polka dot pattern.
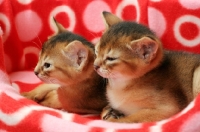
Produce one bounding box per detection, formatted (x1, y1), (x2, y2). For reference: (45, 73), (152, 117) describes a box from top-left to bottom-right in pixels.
(15, 10), (42, 42)
(83, 0), (111, 32)
(179, 0), (200, 10)
(0, 0), (200, 72)
(49, 5), (76, 32)
(0, 0), (200, 132)
(174, 15), (200, 47)
(148, 7), (166, 37)
(1, 0), (149, 72)
(116, 0), (140, 21)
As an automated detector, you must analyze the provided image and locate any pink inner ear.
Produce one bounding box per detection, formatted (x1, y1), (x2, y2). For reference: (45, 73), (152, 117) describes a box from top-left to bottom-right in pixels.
(132, 37), (159, 62)
(144, 42), (157, 57)
(77, 49), (88, 66)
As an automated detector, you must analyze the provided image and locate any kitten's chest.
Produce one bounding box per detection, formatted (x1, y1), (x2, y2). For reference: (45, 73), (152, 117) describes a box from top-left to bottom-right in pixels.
(107, 87), (142, 115)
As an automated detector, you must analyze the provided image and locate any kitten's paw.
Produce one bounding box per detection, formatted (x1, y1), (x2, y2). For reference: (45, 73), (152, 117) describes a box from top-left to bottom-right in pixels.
(21, 84), (61, 108)
(101, 105), (112, 119)
(39, 90), (62, 109)
(21, 91), (43, 102)
(101, 106), (124, 121)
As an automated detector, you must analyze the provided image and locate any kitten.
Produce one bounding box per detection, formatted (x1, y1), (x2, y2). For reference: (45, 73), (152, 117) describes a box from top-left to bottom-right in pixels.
(94, 11), (200, 123)
(22, 18), (107, 114)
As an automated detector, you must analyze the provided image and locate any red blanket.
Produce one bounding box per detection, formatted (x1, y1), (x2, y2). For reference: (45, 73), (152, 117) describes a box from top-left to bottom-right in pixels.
(1, 0), (200, 131)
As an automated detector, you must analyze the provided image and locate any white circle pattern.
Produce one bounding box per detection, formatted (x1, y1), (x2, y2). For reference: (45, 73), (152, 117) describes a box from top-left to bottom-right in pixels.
(49, 5), (76, 32)
(20, 46), (40, 70)
(179, 0), (200, 10)
(174, 15), (200, 47)
(83, 0), (111, 32)
(148, 7), (166, 37)
(116, 0), (140, 21)
(15, 10), (42, 42)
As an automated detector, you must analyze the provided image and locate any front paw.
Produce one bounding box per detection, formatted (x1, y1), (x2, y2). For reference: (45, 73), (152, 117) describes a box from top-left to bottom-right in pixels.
(21, 91), (43, 102)
(101, 106), (124, 121)
(39, 90), (62, 109)
(21, 84), (61, 108)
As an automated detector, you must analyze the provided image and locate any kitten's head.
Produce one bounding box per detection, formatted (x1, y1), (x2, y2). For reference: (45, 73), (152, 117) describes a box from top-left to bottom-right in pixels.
(34, 18), (94, 85)
(94, 12), (163, 79)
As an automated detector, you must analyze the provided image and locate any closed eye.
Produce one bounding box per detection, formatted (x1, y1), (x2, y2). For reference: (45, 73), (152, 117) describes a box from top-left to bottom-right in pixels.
(106, 57), (117, 61)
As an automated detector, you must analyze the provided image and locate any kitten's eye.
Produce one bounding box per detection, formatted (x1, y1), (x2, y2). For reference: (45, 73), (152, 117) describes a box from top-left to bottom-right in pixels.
(44, 62), (51, 68)
(106, 57), (117, 61)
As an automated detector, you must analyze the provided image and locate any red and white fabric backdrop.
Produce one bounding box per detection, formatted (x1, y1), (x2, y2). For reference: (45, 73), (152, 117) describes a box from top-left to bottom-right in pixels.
(0, 0), (200, 131)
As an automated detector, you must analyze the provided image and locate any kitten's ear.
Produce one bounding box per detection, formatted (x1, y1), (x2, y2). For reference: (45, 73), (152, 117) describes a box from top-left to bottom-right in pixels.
(102, 11), (122, 30)
(63, 40), (89, 71)
(128, 37), (159, 63)
(48, 17), (67, 39)
(53, 17), (66, 33)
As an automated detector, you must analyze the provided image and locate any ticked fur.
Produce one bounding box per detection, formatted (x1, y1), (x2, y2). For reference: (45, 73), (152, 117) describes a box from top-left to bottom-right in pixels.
(94, 11), (200, 123)
(22, 18), (107, 114)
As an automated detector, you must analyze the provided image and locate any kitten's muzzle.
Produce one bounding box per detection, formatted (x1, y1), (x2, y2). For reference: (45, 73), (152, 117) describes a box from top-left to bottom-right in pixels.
(34, 71), (39, 76)
(94, 65), (100, 71)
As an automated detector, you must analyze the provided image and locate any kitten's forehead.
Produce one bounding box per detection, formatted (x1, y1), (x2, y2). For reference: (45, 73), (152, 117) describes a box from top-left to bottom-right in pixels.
(97, 41), (120, 57)
(39, 52), (49, 61)
(98, 34), (131, 53)
(99, 21), (155, 48)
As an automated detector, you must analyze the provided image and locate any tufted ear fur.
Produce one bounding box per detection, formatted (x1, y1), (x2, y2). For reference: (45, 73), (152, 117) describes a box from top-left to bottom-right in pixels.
(102, 11), (122, 30)
(128, 37), (159, 64)
(48, 17), (67, 39)
(63, 40), (89, 71)
(53, 17), (66, 33)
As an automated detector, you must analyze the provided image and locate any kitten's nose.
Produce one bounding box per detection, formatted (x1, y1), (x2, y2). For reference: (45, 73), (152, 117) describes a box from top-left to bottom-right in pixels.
(34, 71), (39, 76)
(94, 65), (100, 71)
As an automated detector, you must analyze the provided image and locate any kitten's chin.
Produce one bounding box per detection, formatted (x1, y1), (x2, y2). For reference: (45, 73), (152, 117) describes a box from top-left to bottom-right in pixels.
(97, 71), (117, 79)
(98, 73), (109, 78)
(97, 70), (131, 80)
(38, 77), (60, 84)
(96, 70), (109, 78)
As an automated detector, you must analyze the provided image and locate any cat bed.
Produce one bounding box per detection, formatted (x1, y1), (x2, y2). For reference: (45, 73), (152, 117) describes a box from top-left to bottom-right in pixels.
(1, 0), (200, 131)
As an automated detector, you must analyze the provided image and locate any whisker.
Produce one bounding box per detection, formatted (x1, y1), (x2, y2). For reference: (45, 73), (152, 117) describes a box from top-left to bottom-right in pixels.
(87, 31), (99, 38)
(32, 36), (43, 49)
(32, 41), (41, 49)
(106, 69), (116, 78)
(37, 36), (43, 46)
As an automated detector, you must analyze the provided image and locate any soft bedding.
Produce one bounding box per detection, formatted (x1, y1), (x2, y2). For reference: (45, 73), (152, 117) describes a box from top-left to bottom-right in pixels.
(0, 0), (200, 131)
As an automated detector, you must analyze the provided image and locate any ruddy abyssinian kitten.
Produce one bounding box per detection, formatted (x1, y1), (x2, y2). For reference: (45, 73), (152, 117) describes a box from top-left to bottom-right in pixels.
(22, 18), (107, 114)
(94, 11), (200, 123)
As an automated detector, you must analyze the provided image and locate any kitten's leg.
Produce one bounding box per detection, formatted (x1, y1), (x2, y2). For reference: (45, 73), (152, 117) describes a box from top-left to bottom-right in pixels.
(39, 88), (62, 109)
(193, 66), (200, 98)
(21, 83), (62, 109)
(101, 105), (124, 120)
(105, 109), (174, 123)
